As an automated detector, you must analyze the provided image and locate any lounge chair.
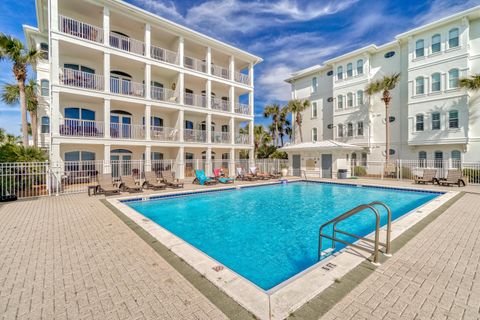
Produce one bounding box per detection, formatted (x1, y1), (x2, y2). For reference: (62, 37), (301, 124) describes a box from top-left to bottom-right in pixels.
(236, 167), (256, 181)
(144, 171), (167, 190)
(97, 174), (121, 195)
(250, 167), (269, 180)
(121, 175), (143, 192)
(438, 169), (467, 187)
(161, 170), (184, 188)
(194, 170), (218, 185)
(414, 169), (438, 185)
(213, 168), (234, 184)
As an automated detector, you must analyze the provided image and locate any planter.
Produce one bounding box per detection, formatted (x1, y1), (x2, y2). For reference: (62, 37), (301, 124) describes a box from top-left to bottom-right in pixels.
(281, 168), (288, 177)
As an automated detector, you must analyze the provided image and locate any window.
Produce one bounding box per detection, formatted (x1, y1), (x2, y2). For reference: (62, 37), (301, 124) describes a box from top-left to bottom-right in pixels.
(312, 127), (318, 142)
(64, 151), (96, 172)
(389, 149), (396, 156)
(311, 102), (318, 118)
(64, 107), (95, 120)
(449, 28), (459, 48)
(415, 39), (425, 58)
(351, 153), (357, 165)
(347, 123), (353, 137)
(41, 116), (50, 133)
(185, 120), (194, 129)
(449, 110), (458, 129)
(451, 150), (461, 167)
(357, 90), (364, 106)
(337, 66), (343, 80)
(347, 92), (353, 107)
(431, 73), (441, 92)
(312, 77), (318, 93)
(431, 112), (441, 130)
(357, 121), (364, 136)
(416, 114), (424, 131)
(418, 151), (427, 167)
(449, 69), (459, 88)
(361, 152), (367, 166)
(434, 151), (443, 168)
(415, 77), (424, 95)
(384, 51), (395, 58)
(337, 95), (343, 109)
(40, 79), (49, 96)
(347, 63), (353, 77)
(337, 124), (344, 137)
(327, 70), (333, 76)
(431, 34), (441, 53)
(356, 59), (363, 75)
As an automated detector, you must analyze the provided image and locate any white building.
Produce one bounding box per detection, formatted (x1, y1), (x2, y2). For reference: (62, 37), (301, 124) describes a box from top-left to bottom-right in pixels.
(284, 6), (480, 177)
(24, 0), (261, 179)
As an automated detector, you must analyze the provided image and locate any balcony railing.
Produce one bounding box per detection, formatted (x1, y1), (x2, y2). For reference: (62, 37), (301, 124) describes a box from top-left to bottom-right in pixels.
(235, 72), (250, 85)
(150, 126), (179, 141)
(110, 78), (145, 97)
(184, 92), (207, 108)
(150, 45), (178, 65)
(211, 97), (229, 112)
(235, 102), (250, 115)
(211, 65), (230, 79)
(110, 123), (145, 140)
(184, 129), (207, 143)
(59, 15), (103, 43)
(60, 118), (104, 137)
(211, 131), (231, 144)
(60, 68), (104, 91)
(109, 32), (145, 56)
(184, 56), (207, 73)
(151, 87), (177, 103)
(235, 133), (250, 144)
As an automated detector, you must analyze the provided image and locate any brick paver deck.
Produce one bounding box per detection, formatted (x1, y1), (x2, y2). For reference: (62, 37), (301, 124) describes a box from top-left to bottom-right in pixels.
(0, 194), (227, 320)
(321, 192), (480, 320)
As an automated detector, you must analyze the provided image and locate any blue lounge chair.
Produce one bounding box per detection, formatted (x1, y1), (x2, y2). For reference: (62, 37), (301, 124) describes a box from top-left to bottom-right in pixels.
(194, 170), (218, 185)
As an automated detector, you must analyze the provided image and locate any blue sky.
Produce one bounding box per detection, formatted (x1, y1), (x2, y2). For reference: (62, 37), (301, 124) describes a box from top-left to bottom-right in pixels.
(1, 0), (480, 134)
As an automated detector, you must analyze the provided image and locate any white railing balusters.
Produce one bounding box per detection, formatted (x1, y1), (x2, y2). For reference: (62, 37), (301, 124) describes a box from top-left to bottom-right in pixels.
(109, 32), (145, 55)
(59, 15), (103, 43)
(150, 45), (178, 65)
(59, 68), (104, 91)
(110, 78), (145, 97)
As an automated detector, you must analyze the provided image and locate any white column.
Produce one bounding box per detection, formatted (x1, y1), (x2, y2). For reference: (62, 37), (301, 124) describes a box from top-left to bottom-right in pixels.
(104, 144), (111, 174)
(145, 145), (152, 172)
(178, 36), (184, 67)
(178, 72), (185, 105)
(145, 23), (151, 58)
(104, 52), (110, 93)
(248, 148), (255, 168)
(206, 47), (212, 75)
(51, 39), (59, 85)
(145, 104), (151, 140)
(51, 90), (60, 136)
(176, 146), (185, 179)
(249, 91), (254, 116)
(229, 55), (235, 81)
(206, 113), (212, 143)
(103, 6), (110, 45)
(229, 148), (235, 177)
(249, 120), (254, 146)
(104, 98), (110, 138)
(50, 0), (59, 32)
(178, 110), (184, 142)
(249, 63), (254, 87)
(229, 117), (235, 145)
(206, 147), (212, 175)
(229, 86), (235, 113)
(145, 63), (151, 100)
(206, 80), (211, 109)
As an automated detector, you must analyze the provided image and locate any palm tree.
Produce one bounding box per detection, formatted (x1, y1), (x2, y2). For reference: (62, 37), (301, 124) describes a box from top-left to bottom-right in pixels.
(459, 74), (480, 91)
(263, 103), (281, 146)
(365, 73), (401, 161)
(287, 99), (310, 143)
(253, 125), (271, 159)
(278, 105), (291, 146)
(0, 33), (42, 145)
(2, 80), (39, 146)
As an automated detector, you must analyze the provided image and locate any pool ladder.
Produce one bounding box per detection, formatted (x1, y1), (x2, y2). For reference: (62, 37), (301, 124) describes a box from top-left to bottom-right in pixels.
(317, 201), (392, 265)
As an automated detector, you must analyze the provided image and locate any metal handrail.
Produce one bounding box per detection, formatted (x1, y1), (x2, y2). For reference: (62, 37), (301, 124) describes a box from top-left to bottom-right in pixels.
(317, 201), (391, 265)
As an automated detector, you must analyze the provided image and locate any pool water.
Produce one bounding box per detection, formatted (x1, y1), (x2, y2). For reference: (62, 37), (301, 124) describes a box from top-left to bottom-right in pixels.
(127, 182), (440, 290)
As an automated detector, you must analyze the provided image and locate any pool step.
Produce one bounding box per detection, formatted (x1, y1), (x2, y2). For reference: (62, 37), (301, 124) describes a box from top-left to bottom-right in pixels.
(319, 248), (334, 258)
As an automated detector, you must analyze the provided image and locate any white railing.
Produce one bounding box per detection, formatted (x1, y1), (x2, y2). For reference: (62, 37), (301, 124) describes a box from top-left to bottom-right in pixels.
(60, 68), (104, 91)
(184, 129), (207, 143)
(150, 126), (179, 141)
(184, 56), (207, 73)
(255, 159), (288, 174)
(151, 87), (177, 103)
(211, 131), (231, 144)
(235, 72), (250, 85)
(109, 32), (145, 55)
(0, 162), (50, 198)
(235, 133), (250, 144)
(60, 160), (104, 194)
(110, 78), (145, 97)
(184, 92), (207, 108)
(150, 45), (178, 64)
(235, 102), (250, 115)
(151, 159), (176, 173)
(59, 15), (103, 43)
(211, 97), (229, 112)
(211, 64), (230, 79)
(110, 123), (145, 140)
(60, 119), (104, 137)
(184, 159), (207, 177)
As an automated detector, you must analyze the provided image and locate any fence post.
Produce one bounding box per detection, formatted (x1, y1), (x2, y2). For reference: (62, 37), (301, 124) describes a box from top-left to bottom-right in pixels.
(398, 160), (402, 180)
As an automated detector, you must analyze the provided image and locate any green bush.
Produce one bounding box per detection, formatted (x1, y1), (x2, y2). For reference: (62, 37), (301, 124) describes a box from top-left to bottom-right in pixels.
(463, 168), (480, 184)
(353, 166), (367, 177)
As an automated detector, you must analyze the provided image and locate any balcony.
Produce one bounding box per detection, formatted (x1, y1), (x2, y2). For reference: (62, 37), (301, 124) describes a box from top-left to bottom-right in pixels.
(59, 15), (103, 43)
(110, 123), (145, 140)
(151, 87), (178, 103)
(235, 102), (250, 115)
(211, 97), (229, 112)
(110, 78), (145, 97)
(150, 126), (179, 141)
(59, 68), (104, 91)
(211, 65), (230, 80)
(184, 92), (207, 108)
(60, 119), (104, 137)
(235, 133), (250, 144)
(151, 45), (178, 65)
(184, 129), (207, 143)
(235, 72), (250, 85)
(109, 32), (145, 56)
(184, 56), (207, 73)
(211, 131), (231, 144)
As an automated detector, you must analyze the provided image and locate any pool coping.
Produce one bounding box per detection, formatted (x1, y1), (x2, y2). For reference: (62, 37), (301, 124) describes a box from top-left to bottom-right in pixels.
(106, 180), (458, 320)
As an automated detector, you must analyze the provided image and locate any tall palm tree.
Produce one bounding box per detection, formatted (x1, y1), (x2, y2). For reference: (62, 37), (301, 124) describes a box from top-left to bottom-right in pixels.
(0, 33), (42, 145)
(278, 105), (291, 146)
(287, 99), (310, 143)
(459, 74), (480, 91)
(263, 103), (281, 146)
(2, 80), (39, 146)
(253, 125), (271, 159)
(365, 73), (401, 161)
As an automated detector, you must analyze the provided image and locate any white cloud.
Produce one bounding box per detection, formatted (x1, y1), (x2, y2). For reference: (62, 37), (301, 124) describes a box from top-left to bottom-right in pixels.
(416, 0), (480, 25)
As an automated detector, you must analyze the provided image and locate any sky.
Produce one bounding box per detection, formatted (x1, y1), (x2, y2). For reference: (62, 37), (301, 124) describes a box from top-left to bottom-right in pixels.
(1, 0), (480, 134)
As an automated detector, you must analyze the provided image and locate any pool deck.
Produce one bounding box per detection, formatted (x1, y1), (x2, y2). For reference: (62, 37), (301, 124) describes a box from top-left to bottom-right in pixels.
(0, 178), (479, 319)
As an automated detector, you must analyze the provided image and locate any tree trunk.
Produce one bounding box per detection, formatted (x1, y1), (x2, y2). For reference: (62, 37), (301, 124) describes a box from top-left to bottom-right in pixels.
(297, 114), (303, 143)
(385, 103), (390, 162)
(18, 80), (29, 146)
(29, 110), (38, 147)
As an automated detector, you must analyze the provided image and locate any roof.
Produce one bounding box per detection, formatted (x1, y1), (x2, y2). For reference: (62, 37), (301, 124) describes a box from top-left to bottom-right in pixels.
(280, 140), (363, 152)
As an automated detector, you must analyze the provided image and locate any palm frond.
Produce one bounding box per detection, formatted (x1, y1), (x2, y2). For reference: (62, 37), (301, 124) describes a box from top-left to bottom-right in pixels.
(459, 74), (480, 91)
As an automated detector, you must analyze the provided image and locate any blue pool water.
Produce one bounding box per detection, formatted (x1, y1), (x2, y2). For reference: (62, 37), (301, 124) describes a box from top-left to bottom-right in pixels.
(126, 182), (440, 290)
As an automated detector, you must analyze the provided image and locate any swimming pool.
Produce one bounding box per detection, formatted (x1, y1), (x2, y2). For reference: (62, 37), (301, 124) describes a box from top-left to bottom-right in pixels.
(125, 182), (440, 290)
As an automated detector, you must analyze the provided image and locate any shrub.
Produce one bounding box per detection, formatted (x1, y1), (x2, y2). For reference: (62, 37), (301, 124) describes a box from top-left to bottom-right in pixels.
(353, 166), (367, 177)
